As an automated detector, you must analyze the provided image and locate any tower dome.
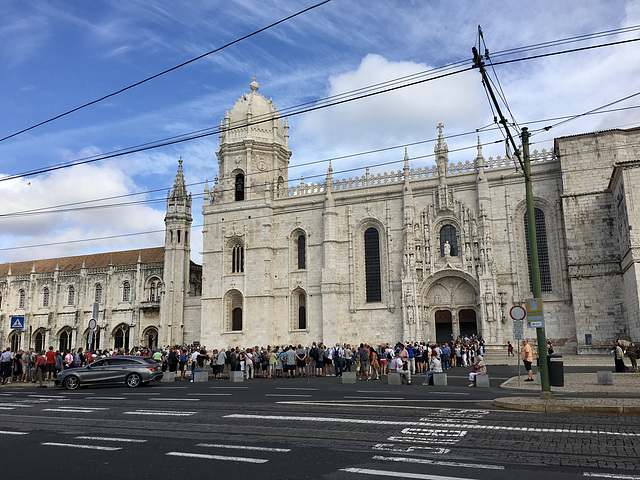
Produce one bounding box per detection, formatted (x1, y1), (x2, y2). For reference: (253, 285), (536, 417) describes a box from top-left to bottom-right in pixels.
(224, 77), (286, 145)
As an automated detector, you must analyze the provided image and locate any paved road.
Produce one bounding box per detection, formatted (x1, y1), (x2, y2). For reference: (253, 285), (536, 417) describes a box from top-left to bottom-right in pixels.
(1, 367), (639, 479)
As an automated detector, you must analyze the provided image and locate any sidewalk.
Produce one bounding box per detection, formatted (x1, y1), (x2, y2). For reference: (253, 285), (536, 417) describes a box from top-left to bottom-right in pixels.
(489, 353), (640, 415)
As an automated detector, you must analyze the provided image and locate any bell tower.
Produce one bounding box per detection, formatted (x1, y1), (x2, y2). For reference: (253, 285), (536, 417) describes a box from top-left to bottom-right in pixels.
(215, 78), (292, 203)
(160, 158), (192, 346)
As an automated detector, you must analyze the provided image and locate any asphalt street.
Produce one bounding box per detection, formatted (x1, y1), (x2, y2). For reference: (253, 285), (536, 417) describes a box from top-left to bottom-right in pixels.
(1, 364), (639, 479)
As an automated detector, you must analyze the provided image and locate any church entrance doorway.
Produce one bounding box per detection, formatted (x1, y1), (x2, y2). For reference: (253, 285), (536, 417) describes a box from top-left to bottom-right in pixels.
(435, 310), (453, 344)
(459, 309), (478, 338)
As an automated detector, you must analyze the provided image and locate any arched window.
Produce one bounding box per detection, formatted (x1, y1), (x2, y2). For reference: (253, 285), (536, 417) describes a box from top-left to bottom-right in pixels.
(0, 292), (2, 309)
(364, 227), (382, 303)
(123, 282), (131, 302)
(235, 173), (245, 201)
(19, 289), (25, 309)
(226, 290), (243, 332)
(524, 208), (552, 292)
(35, 331), (44, 353)
(43, 287), (50, 307)
(298, 293), (307, 330)
(59, 330), (72, 352)
(95, 284), (102, 303)
(149, 278), (162, 301)
(68, 286), (75, 306)
(297, 234), (306, 270)
(10, 331), (19, 352)
(232, 308), (243, 331)
(232, 244), (244, 273)
(440, 225), (458, 256)
(114, 325), (130, 350)
(177, 230), (181, 243)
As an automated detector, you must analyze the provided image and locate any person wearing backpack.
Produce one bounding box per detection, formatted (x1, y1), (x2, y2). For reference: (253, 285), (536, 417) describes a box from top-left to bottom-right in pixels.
(332, 344), (343, 377)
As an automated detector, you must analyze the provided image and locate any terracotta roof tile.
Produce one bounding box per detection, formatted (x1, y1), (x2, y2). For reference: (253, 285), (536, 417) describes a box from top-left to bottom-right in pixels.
(0, 247), (164, 277)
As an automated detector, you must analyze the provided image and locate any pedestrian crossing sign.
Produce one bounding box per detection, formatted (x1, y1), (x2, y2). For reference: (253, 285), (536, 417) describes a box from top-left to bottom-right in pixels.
(10, 316), (25, 329)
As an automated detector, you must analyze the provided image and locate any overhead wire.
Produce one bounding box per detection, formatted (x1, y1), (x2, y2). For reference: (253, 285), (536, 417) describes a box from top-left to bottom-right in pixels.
(0, 0), (332, 143)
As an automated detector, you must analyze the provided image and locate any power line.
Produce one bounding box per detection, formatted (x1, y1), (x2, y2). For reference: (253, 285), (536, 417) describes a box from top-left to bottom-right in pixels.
(0, 0), (332, 143)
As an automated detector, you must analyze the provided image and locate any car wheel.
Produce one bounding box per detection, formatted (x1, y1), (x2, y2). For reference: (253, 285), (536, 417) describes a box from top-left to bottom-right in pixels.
(126, 373), (142, 388)
(63, 375), (80, 390)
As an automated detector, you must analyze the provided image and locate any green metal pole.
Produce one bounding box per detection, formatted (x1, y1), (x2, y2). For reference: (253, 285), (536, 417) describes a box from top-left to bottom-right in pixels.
(522, 128), (552, 397)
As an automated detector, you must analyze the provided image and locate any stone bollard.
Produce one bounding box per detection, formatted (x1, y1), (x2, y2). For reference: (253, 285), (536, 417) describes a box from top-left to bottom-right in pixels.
(193, 370), (208, 382)
(341, 372), (357, 384)
(162, 371), (175, 383)
(387, 372), (402, 385)
(230, 371), (244, 383)
(433, 373), (448, 386)
(476, 374), (490, 388)
(597, 371), (613, 385)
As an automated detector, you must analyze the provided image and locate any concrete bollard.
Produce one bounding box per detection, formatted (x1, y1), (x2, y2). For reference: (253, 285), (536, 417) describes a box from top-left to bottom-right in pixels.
(597, 370), (613, 385)
(476, 374), (490, 388)
(342, 372), (357, 384)
(193, 370), (208, 382)
(230, 371), (244, 383)
(387, 372), (402, 385)
(433, 373), (448, 386)
(161, 371), (175, 383)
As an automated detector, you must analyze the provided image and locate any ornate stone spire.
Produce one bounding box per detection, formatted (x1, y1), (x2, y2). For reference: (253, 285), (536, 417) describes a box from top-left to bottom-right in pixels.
(171, 158), (188, 200)
(250, 76), (259, 93)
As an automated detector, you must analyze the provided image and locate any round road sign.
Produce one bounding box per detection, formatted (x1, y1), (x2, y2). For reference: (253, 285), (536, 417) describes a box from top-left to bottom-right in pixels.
(88, 318), (97, 330)
(509, 305), (526, 321)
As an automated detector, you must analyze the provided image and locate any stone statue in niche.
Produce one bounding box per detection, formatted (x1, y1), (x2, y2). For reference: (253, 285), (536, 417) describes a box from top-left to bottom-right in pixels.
(444, 241), (451, 257)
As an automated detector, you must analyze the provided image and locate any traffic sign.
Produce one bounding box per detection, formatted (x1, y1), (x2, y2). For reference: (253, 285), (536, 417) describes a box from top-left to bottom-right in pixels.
(10, 316), (25, 329)
(88, 318), (97, 331)
(525, 297), (545, 328)
(513, 319), (524, 340)
(509, 305), (526, 321)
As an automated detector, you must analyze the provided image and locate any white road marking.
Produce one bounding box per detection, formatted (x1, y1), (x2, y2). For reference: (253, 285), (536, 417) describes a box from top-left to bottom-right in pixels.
(265, 394), (312, 397)
(65, 392), (95, 395)
(0, 407), (15, 410)
(210, 386), (248, 389)
(90, 397), (126, 400)
(0, 431), (28, 435)
(388, 435), (456, 445)
(166, 452), (268, 463)
(0, 404), (33, 408)
(42, 408), (108, 413)
(372, 443), (450, 454)
(76, 436), (147, 443)
(28, 395), (65, 398)
(344, 396), (402, 400)
(187, 393), (232, 396)
(122, 392), (161, 395)
(373, 455), (504, 470)
(583, 474), (640, 479)
(276, 387), (317, 391)
(42, 442), (121, 451)
(227, 414), (639, 437)
(197, 443), (290, 452)
(149, 397), (201, 401)
(340, 467), (475, 480)
(124, 409), (196, 416)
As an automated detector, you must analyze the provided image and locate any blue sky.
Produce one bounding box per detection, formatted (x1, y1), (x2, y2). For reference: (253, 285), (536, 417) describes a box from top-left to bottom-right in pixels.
(1, 0), (639, 264)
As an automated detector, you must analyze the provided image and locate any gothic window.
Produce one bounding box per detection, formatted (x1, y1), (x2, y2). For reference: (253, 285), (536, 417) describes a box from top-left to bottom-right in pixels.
(298, 293), (307, 330)
(297, 234), (306, 270)
(232, 243), (244, 273)
(364, 227), (382, 303)
(43, 287), (50, 307)
(123, 282), (131, 302)
(177, 230), (181, 243)
(68, 286), (75, 306)
(59, 330), (72, 352)
(439, 225), (458, 256)
(524, 208), (552, 292)
(35, 331), (44, 353)
(10, 331), (19, 352)
(148, 278), (162, 301)
(95, 284), (102, 303)
(235, 173), (245, 201)
(19, 289), (25, 309)
(114, 325), (130, 350)
(225, 290), (243, 332)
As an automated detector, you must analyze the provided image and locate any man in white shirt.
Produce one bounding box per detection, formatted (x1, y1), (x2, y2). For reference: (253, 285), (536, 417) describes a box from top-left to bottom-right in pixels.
(390, 355), (412, 385)
(422, 356), (443, 385)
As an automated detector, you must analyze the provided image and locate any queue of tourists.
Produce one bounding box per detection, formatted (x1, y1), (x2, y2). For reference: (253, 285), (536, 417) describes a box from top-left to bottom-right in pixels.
(0, 336), (487, 387)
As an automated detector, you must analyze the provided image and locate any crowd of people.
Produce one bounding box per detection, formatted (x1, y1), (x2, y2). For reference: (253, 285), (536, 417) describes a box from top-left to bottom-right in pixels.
(0, 336), (488, 387)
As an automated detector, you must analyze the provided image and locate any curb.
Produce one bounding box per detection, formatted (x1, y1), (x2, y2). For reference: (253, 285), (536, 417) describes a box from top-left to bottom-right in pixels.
(493, 397), (640, 415)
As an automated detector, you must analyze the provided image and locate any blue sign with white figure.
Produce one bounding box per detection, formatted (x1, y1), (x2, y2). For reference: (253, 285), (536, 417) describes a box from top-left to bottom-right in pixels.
(10, 316), (25, 329)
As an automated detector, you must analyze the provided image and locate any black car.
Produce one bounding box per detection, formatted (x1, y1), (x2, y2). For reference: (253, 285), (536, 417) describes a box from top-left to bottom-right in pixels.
(55, 356), (163, 390)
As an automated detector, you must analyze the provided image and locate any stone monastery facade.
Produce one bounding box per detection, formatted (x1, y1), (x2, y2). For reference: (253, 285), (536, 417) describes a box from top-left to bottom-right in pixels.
(1, 78), (639, 354)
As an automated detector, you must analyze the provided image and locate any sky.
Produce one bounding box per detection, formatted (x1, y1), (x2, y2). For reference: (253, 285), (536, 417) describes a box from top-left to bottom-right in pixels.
(1, 0), (639, 265)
